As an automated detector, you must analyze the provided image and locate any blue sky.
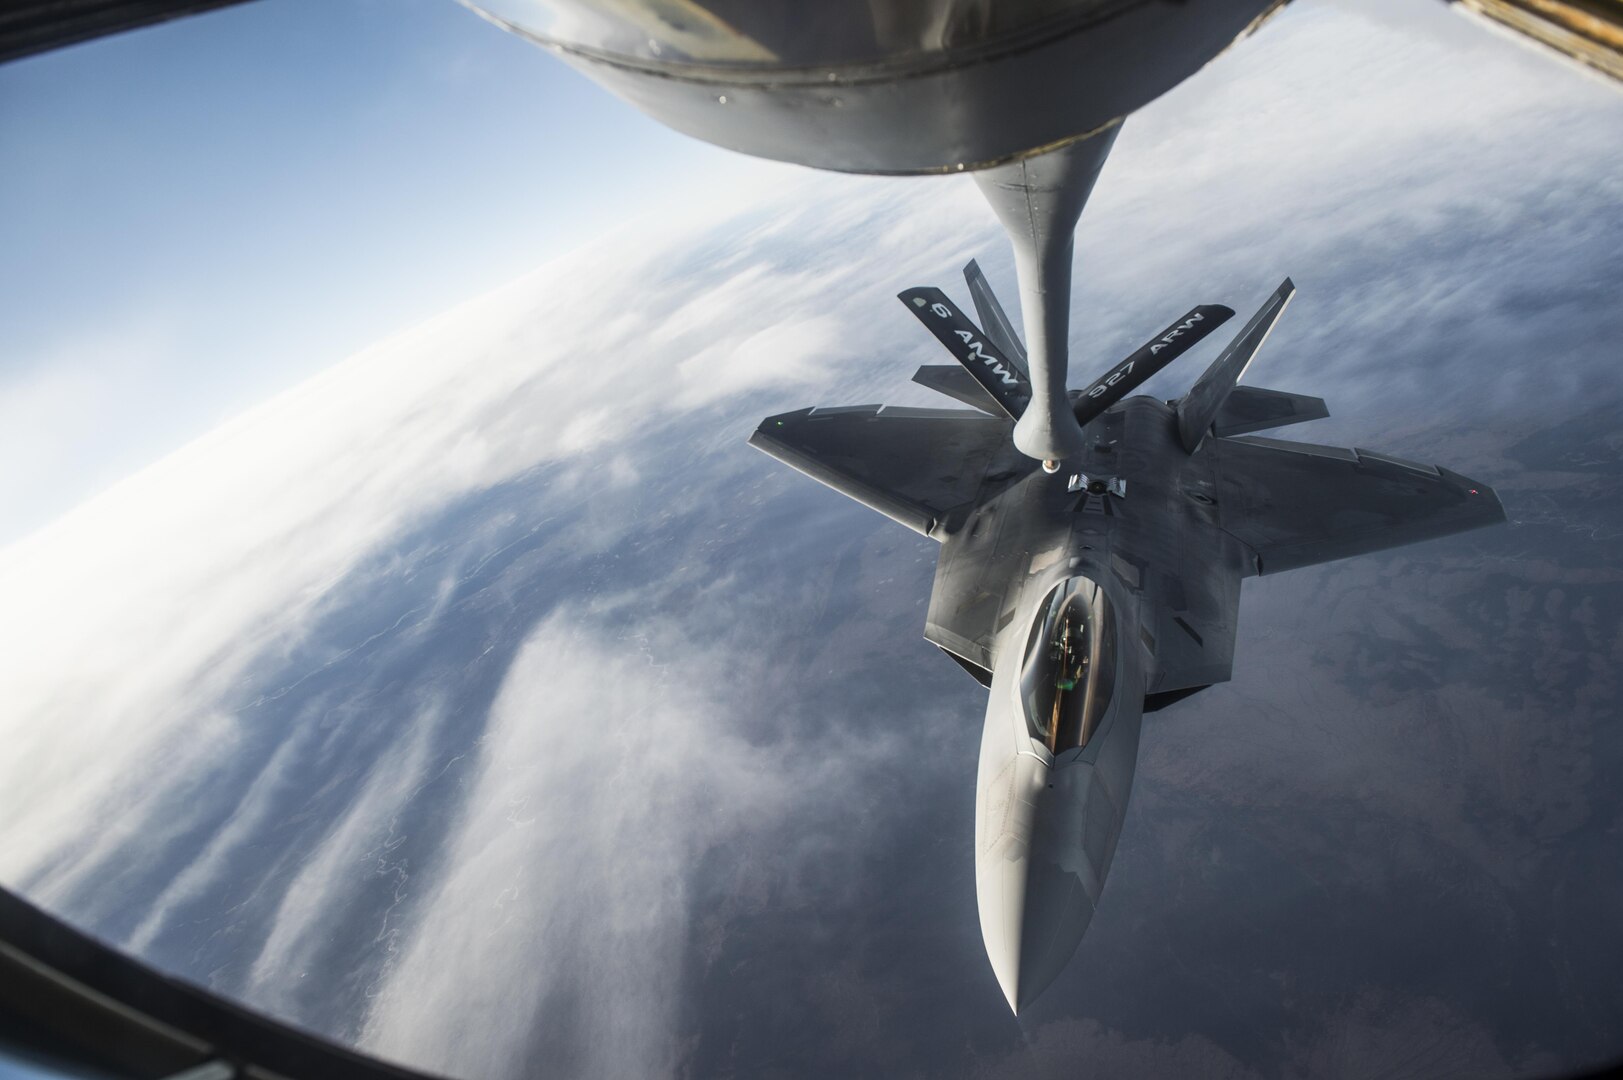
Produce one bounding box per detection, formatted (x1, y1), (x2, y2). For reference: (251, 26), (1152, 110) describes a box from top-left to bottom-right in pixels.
(0, 0), (795, 543)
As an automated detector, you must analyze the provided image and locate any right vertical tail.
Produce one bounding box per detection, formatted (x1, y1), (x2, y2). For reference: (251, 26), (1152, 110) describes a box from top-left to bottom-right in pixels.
(1070, 303), (1235, 428)
(1176, 278), (1295, 453)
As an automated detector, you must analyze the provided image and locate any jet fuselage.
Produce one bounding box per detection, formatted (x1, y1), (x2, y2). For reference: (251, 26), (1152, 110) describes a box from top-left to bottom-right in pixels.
(953, 393), (1247, 1011)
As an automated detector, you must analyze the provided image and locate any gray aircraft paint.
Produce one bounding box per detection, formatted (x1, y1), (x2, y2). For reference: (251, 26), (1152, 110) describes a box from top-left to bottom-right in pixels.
(750, 272), (1506, 1012)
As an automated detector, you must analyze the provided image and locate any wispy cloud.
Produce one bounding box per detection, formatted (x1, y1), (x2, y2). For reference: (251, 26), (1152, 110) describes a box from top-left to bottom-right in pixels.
(0, 205), (867, 897)
(358, 610), (795, 1079)
(245, 700), (444, 1006)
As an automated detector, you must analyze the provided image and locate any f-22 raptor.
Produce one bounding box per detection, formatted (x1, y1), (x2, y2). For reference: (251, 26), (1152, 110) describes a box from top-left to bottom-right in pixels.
(749, 264), (1505, 1014)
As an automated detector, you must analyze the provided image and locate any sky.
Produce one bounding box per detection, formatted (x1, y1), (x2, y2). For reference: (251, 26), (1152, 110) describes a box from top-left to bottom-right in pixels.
(0, 0), (795, 544)
(1, 3), (1622, 1080)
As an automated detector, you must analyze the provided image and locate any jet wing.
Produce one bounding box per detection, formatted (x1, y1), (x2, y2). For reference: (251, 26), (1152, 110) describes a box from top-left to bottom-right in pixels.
(749, 405), (1011, 538)
(1209, 435), (1506, 575)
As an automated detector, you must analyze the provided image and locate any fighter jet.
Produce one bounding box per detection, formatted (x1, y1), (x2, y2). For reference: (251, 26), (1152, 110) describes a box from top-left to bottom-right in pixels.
(749, 265), (1506, 1013)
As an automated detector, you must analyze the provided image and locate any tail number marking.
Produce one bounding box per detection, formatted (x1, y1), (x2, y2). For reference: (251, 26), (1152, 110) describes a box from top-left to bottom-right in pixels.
(1148, 311), (1205, 355)
(1087, 360), (1134, 398)
(928, 301), (1020, 387)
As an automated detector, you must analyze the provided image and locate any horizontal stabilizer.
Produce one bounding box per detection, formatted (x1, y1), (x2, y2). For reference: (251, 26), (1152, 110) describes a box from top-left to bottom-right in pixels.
(963, 259), (1028, 375)
(899, 286), (1031, 421)
(1210, 435), (1506, 574)
(1177, 279), (1295, 453)
(912, 365), (1004, 416)
(1072, 304), (1235, 428)
(1211, 386), (1328, 437)
(749, 405), (1010, 538)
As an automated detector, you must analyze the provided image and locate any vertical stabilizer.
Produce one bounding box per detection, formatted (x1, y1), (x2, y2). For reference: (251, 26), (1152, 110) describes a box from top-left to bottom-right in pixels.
(1176, 279), (1294, 453)
(899, 286), (1031, 420)
(1072, 304), (1235, 428)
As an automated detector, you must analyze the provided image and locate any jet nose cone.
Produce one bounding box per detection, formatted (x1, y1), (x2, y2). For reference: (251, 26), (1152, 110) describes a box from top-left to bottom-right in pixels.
(976, 759), (1101, 1015)
(975, 753), (1044, 1014)
(1014, 854), (1094, 1011)
(980, 847), (1028, 1014)
(980, 833), (1095, 1015)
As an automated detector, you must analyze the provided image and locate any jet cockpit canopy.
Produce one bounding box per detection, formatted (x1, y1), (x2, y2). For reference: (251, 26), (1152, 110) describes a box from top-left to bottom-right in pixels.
(1018, 576), (1118, 756)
